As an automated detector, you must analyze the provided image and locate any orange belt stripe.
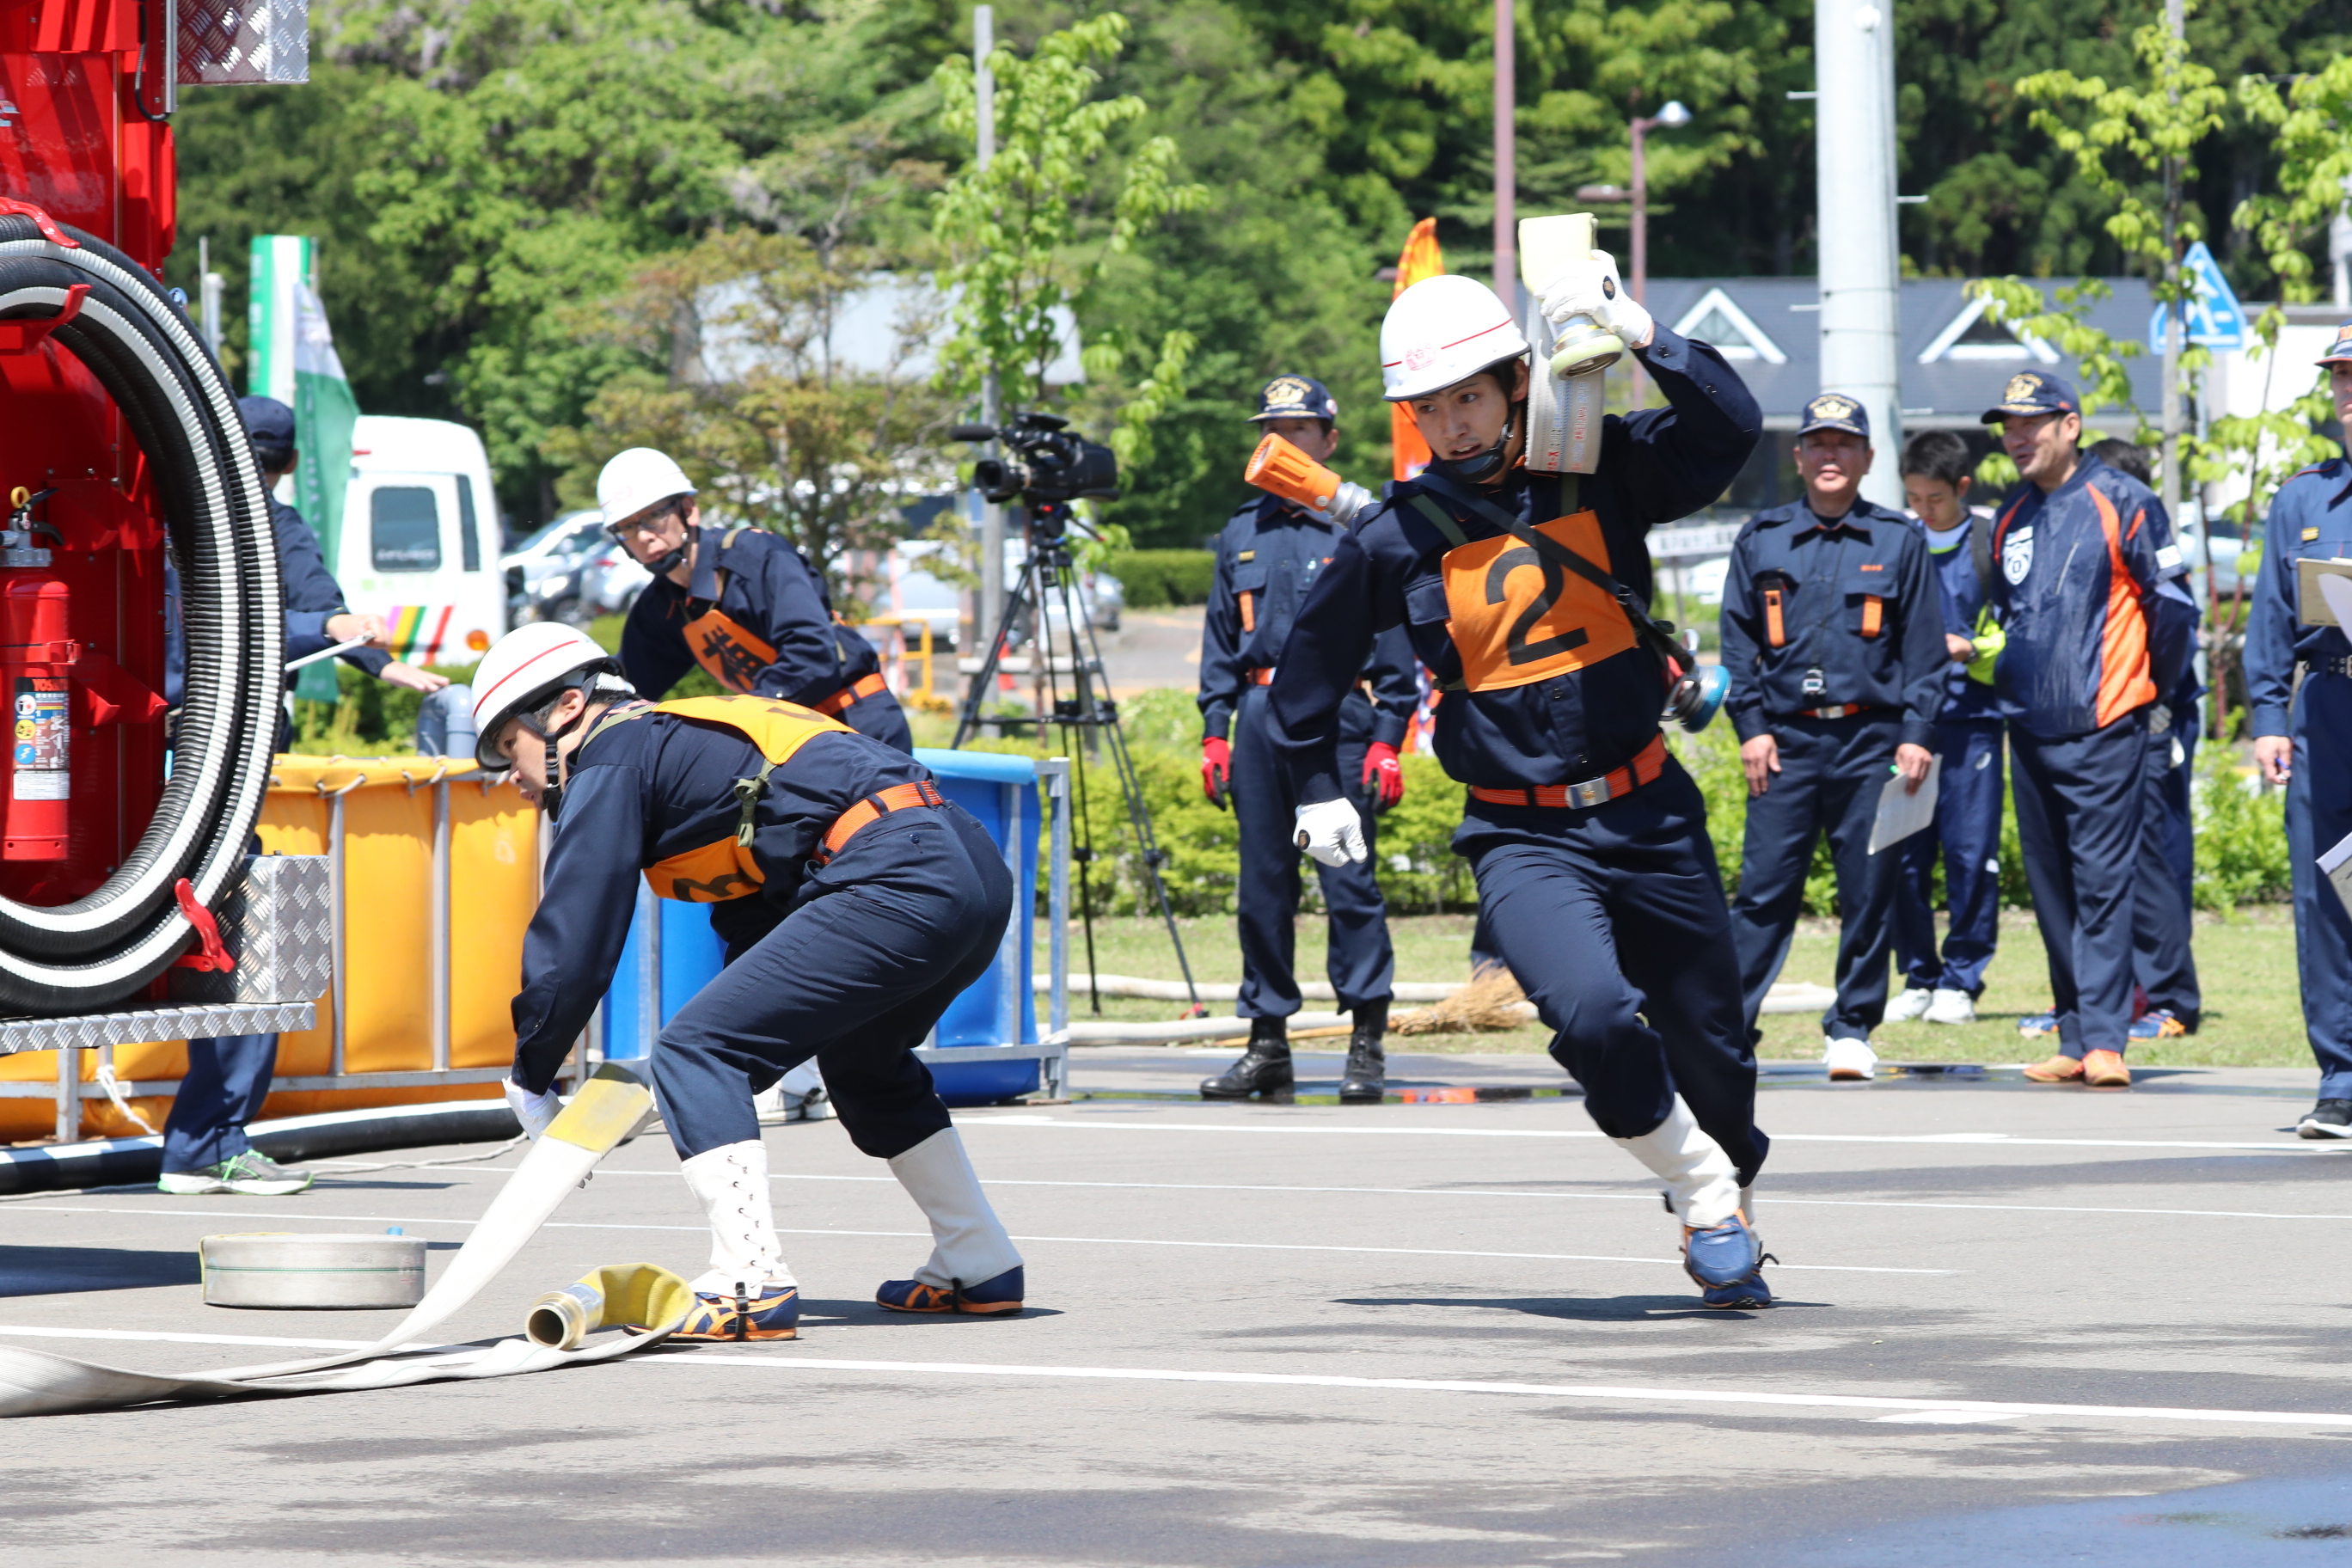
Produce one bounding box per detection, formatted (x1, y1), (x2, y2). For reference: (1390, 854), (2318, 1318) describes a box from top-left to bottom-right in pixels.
(1467, 734), (1668, 811)
(812, 671), (889, 716)
(816, 779), (944, 863)
(1798, 703), (1881, 720)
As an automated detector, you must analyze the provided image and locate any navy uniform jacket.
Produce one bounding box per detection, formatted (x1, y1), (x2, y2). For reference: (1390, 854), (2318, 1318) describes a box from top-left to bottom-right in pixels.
(619, 526), (882, 705)
(164, 495), (390, 707)
(1718, 498), (1944, 746)
(1918, 512), (2004, 725)
(1988, 455), (2174, 740)
(1268, 323), (1760, 802)
(1198, 494), (1418, 747)
(2245, 454), (2352, 736)
(507, 707), (929, 1092)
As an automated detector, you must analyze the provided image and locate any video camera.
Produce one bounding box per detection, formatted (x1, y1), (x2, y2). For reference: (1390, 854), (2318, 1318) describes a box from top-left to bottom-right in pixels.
(950, 413), (1119, 517)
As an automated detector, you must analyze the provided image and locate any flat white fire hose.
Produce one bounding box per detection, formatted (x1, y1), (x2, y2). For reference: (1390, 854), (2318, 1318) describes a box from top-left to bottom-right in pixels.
(0, 1066), (685, 1418)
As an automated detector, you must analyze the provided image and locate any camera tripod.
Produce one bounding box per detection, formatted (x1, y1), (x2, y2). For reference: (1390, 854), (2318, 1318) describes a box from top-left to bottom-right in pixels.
(953, 502), (1204, 1016)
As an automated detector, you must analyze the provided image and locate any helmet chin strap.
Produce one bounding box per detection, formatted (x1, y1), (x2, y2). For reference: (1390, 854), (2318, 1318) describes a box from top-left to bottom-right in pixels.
(530, 693), (598, 821)
(1430, 411), (1517, 485)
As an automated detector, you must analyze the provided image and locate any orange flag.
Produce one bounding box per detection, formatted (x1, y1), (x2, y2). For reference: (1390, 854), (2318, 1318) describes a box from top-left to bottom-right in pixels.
(1389, 217), (1444, 481)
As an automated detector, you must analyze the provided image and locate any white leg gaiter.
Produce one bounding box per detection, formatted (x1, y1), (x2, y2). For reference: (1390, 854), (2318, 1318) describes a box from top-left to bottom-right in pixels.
(680, 1140), (798, 1297)
(1610, 1096), (1742, 1228)
(887, 1128), (1023, 1289)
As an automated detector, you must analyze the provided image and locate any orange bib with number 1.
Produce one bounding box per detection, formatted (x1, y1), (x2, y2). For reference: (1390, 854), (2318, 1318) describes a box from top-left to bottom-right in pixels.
(1439, 510), (1640, 691)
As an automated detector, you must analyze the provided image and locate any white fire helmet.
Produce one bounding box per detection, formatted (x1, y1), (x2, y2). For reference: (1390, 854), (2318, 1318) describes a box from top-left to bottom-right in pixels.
(596, 447), (695, 530)
(469, 622), (624, 771)
(1380, 275), (1531, 403)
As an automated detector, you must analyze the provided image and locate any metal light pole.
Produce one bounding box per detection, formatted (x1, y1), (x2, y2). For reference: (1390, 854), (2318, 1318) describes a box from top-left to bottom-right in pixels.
(1626, 100), (1689, 408)
(2161, 0), (2184, 588)
(1493, 0), (1515, 299)
(1814, 0), (1905, 510)
(973, 5), (1004, 678)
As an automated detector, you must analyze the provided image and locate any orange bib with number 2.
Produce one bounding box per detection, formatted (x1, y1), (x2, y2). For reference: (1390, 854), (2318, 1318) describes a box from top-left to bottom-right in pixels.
(1440, 511), (1640, 691)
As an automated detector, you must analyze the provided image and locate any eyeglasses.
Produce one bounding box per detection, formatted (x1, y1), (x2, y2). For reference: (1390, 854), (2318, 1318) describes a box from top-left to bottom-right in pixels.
(609, 501), (685, 541)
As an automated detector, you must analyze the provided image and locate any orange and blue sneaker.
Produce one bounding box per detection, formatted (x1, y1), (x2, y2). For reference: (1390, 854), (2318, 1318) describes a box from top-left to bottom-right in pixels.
(1683, 1215), (1773, 1309)
(2017, 1010), (2060, 1039)
(876, 1265), (1024, 1315)
(673, 1281), (799, 1342)
(2128, 1008), (2190, 1041)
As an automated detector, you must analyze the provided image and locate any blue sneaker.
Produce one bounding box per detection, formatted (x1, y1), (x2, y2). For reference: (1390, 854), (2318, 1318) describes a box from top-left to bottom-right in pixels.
(2128, 1008), (2190, 1041)
(674, 1282), (799, 1342)
(2018, 1011), (2059, 1039)
(877, 1265), (1024, 1315)
(1684, 1216), (1773, 1309)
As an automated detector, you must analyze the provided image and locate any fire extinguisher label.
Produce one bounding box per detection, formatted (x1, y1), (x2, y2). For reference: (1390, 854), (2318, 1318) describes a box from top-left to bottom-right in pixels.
(10, 676), (68, 801)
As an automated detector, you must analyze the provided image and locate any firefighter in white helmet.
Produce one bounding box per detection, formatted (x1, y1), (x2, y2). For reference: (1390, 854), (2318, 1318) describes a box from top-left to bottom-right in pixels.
(472, 623), (1025, 1339)
(1265, 260), (1777, 1307)
(597, 448), (912, 751)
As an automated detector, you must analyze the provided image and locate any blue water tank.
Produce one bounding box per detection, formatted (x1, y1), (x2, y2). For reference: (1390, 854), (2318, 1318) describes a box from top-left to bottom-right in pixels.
(597, 747), (1040, 1106)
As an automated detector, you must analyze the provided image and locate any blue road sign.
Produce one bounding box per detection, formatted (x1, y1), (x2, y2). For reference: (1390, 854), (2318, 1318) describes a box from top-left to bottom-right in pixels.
(2147, 241), (2245, 352)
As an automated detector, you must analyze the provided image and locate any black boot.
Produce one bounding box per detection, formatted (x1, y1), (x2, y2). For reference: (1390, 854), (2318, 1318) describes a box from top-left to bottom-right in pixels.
(1339, 999), (1388, 1104)
(1200, 1017), (1292, 1099)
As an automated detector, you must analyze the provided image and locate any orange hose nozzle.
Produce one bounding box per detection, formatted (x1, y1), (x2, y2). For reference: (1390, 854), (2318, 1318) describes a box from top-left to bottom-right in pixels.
(1245, 433), (1344, 513)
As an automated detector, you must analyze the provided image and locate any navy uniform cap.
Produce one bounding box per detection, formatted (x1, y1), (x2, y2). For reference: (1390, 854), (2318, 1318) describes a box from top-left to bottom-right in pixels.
(1979, 370), (2079, 423)
(1251, 375), (1338, 423)
(238, 395), (297, 445)
(2315, 321), (2352, 366)
(1797, 392), (1870, 440)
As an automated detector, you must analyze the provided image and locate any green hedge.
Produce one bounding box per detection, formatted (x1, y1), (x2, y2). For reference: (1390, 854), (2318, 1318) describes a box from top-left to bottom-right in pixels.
(1104, 549), (1215, 609)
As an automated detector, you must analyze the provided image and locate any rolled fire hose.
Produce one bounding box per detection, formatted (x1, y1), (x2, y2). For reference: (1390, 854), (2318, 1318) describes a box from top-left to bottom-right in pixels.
(0, 211), (282, 1014)
(0, 1066), (691, 1418)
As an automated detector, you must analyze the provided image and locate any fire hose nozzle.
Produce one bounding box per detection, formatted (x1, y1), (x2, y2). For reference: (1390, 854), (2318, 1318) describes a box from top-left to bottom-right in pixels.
(1245, 434), (1375, 528)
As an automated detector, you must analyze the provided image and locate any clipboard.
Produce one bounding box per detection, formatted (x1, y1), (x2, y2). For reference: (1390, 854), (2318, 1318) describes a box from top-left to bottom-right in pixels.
(1867, 755), (1941, 855)
(2295, 555), (2352, 627)
(2322, 830), (2352, 925)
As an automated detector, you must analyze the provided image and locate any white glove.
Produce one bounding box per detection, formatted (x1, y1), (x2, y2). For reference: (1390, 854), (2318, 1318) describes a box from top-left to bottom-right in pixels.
(1537, 249), (1654, 351)
(1294, 798), (1369, 867)
(504, 1077), (562, 1142)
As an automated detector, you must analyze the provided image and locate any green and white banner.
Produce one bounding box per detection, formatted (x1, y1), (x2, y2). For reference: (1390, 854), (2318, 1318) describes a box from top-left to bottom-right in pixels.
(250, 235), (362, 701)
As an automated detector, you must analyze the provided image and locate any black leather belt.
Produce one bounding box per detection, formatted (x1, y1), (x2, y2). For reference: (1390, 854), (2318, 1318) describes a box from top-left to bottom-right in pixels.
(2307, 655), (2352, 677)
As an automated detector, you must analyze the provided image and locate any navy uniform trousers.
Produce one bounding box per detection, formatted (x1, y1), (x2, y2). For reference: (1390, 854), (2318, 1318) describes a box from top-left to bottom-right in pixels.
(1231, 684), (1394, 1018)
(2288, 673), (2352, 1099)
(2010, 710), (2147, 1057)
(1730, 712), (1902, 1040)
(2132, 710), (2201, 1024)
(1891, 720), (2005, 998)
(1462, 763), (1766, 1186)
(652, 804), (1013, 1161)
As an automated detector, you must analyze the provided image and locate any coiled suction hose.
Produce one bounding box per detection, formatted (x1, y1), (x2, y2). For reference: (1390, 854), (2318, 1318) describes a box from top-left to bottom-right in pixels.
(0, 214), (282, 1014)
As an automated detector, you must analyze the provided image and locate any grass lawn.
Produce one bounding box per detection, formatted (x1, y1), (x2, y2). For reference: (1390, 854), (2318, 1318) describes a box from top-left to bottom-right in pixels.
(1038, 907), (2312, 1069)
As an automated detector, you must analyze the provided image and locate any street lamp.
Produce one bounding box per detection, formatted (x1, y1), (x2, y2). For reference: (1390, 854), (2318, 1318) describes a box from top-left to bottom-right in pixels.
(1625, 100), (1688, 405)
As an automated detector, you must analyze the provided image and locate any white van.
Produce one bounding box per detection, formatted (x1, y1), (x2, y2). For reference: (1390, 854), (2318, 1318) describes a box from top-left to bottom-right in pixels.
(336, 416), (508, 667)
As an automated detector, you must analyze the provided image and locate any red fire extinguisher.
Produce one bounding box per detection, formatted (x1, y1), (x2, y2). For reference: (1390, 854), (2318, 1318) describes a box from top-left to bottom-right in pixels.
(3, 487), (70, 862)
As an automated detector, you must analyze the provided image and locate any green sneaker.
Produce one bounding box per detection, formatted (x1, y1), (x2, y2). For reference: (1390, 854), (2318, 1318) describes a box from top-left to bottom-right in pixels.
(157, 1149), (315, 1197)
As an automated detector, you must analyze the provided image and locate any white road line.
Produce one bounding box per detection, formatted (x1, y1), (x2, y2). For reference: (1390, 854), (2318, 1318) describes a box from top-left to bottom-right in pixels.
(644, 1354), (2352, 1431)
(964, 1116), (2343, 1154)
(0, 1206), (1939, 1273)
(343, 1167), (2352, 1225)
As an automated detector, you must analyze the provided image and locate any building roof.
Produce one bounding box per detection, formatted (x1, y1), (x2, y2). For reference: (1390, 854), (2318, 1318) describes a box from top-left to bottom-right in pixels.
(1642, 276), (2159, 430)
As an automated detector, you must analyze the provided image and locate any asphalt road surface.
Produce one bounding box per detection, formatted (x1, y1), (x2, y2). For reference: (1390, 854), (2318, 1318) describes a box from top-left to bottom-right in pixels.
(6, 1057), (2352, 1565)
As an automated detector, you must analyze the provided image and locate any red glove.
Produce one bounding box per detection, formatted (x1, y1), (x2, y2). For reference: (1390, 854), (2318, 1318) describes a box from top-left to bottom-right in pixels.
(1201, 736), (1232, 810)
(1363, 742), (1404, 812)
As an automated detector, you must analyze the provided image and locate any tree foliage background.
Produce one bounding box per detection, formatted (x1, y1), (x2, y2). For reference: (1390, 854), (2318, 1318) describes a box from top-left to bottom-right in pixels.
(171, 0), (2352, 549)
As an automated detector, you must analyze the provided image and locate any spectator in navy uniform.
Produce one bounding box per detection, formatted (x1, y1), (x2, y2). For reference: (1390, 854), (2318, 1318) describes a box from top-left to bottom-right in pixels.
(2245, 322), (2352, 1136)
(1718, 395), (1944, 1082)
(1195, 376), (1419, 1105)
(156, 396), (448, 1198)
(1982, 373), (2175, 1089)
(1886, 430), (2005, 1027)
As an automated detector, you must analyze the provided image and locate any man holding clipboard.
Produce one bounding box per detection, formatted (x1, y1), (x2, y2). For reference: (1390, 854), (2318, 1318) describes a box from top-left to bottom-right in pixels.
(2245, 322), (2352, 1137)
